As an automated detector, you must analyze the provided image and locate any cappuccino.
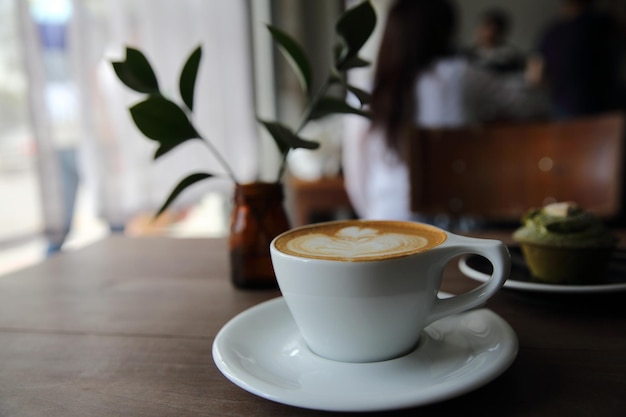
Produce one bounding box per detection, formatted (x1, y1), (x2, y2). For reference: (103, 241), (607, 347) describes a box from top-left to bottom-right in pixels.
(273, 220), (447, 261)
(271, 219), (509, 362)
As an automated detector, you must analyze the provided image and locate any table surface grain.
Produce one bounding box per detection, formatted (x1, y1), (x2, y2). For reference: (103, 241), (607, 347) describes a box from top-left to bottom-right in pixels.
(0, 234), (624, 417)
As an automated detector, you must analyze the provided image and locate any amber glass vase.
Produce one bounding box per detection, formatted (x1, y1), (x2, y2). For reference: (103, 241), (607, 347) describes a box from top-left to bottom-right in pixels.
(229, 182), (290, 289)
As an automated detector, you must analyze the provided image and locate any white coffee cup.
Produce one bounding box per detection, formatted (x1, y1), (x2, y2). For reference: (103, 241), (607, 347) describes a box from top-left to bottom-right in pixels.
(270, 220), (510, 363)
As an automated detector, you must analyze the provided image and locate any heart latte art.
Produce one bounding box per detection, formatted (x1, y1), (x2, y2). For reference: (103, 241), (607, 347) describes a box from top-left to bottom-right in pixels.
(274, 220), (447, 261)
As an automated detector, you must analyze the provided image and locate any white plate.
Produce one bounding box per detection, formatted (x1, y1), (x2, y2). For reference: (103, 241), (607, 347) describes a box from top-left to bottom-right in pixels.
(459, 248), (626, 294)
(212, 297), (518, 412)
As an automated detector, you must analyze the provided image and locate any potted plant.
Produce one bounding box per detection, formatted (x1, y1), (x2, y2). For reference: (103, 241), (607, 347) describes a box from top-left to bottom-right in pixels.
(111, 1), (376, 288)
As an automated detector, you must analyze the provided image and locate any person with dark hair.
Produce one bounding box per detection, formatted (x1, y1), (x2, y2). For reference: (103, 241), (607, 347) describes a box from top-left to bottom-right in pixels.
(538, 0), (622, 118)
(343, 0), (549, 222)
(465, 8), (526, 74)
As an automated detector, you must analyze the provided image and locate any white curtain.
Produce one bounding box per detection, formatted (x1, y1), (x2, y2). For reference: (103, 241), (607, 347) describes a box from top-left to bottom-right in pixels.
(18, 0), (258, 239)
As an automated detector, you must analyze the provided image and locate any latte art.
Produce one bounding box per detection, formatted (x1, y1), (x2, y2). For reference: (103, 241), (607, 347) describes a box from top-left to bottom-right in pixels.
(287, 226), (429, 259)
(274, 220), (447, 261)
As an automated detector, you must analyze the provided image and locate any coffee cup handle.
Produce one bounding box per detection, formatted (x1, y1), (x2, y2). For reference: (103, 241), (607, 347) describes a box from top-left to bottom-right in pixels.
(426, 235), (510, 325)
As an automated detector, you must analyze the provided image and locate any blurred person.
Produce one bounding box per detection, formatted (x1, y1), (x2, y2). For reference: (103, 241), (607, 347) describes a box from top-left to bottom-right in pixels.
(343, 0), (549, 224)
(537, 0), (622, 118)
(30, 0), (82, 255)
(465, 8), (526, 74)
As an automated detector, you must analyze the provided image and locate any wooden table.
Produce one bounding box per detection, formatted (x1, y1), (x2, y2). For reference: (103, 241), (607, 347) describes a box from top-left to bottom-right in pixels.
(0, 235), (624, 416)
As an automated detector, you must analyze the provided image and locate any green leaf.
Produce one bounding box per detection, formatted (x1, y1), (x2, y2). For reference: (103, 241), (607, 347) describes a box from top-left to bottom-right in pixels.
(337, 55), (370, 71)
(346, 84), (371, 106)
(153, 141), (195, 160)
(328, 72), (370, 106)
(309, 97), (371, 120)
(328, 71), (343, 85)
(156, 173), (213, 217)
(335, 1), (376, 70)
(179, 45), (202, 111)
(267, 25), (313, 94)
(112, 47), (160, 94)
(258, 120), (320, 155)
(130, 96), (199, 158)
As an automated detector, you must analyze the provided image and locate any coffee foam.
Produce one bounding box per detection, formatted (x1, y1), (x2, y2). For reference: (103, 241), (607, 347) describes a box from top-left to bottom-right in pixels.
(274, 220), (447, 261)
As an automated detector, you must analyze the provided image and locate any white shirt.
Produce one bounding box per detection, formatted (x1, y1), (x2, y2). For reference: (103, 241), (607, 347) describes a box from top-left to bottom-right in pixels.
(344, 57), (548, 221)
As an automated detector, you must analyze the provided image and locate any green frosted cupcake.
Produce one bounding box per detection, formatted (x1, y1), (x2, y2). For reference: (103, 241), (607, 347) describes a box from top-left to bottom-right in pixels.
(513, 202), (617, 285)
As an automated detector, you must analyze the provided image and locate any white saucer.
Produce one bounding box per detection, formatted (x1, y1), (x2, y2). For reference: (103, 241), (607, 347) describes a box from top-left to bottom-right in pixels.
(459, 251), (626, 294)
(212, 297), (518, 412)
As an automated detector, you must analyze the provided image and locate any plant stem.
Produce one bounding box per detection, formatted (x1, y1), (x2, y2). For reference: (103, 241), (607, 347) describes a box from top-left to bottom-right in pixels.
(296, 75), (332, 134)
(276, 73), (335, 183)
(199, 134), (240, 185)
(276, 151), (290, 183)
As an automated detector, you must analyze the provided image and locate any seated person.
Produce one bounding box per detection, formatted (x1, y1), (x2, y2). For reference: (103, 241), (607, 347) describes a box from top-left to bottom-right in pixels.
(465, 8), (526, 74)
(343, 0), (549, 225)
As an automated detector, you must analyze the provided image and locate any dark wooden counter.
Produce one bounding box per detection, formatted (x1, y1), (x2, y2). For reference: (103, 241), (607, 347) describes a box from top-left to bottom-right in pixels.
(0, 235), (623, 416)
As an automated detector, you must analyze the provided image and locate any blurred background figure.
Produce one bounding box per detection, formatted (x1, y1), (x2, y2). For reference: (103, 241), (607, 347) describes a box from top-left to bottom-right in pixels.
(343, 0), (549, 224)
(465, 8), (526, 75)
(29, 0), (81, 255)
(537, 0), (623, 118)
